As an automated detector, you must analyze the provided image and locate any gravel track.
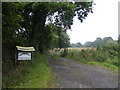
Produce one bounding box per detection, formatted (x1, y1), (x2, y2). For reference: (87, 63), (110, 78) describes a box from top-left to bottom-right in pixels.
(48, 56), (118, 88)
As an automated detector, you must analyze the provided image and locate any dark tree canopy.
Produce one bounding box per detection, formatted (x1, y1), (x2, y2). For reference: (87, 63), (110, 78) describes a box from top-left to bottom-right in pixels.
(2, 2), (94, 53)
(76, 42), (83, 47)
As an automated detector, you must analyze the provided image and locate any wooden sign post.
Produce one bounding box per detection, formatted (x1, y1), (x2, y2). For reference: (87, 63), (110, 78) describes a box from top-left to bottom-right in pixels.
(15, 46), (35, 66)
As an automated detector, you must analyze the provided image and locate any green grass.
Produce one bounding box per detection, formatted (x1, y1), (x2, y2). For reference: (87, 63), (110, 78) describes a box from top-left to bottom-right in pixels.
(50, 51), (60, 60)
(86, 61), (118, 72)
(64, 56), (118, 72)
(51, 54), (59, 60)
(61, 47), (118, 72)
(3, 53), (56, 88)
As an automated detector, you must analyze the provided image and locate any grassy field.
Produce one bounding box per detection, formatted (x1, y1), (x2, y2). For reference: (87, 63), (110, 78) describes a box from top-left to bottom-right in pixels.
(60, 47), (118, 72)
(3, 53), (56, 88)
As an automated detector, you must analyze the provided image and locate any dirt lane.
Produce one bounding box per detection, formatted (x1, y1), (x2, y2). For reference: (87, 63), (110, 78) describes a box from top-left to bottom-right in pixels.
(48, 56), (118, 88)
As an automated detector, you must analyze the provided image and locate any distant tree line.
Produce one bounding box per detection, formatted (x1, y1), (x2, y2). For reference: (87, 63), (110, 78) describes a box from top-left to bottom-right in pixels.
(69, 37), (118, 48)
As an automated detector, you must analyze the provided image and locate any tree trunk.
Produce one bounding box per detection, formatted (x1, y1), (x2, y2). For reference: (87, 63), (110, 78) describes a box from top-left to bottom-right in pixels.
(63, 48), (68, 56)
(30, 8), (48, 54)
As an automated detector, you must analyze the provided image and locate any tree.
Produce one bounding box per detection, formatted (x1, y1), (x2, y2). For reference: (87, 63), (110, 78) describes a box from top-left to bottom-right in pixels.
(104, 40), (118, 46)
(92, 37), (103, 46)
(102, 37), (113, 44)
(2, 2), (93, 53)
(58, 30), (70, 49)
(83, 41), (93, 47)
(21, 2), (93, 52)
(2, 2), (94, 78)
(2, 2), (23, 44)
(75, 42), (83, 47)
(69, 43), (76, 47)
(83, 37), (117, 47)
(44, 23), (59, 50)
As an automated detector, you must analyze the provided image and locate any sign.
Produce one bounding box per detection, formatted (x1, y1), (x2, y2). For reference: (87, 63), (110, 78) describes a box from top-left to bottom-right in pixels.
(18, 52), (31, 60)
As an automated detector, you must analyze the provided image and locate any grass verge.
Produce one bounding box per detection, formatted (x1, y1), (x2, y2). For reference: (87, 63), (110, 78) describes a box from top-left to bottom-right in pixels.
(64, 56), (118, 72)
(86, 61), (118, 72)
(3, 53), (56, 88)
(61, 47), (118, 73)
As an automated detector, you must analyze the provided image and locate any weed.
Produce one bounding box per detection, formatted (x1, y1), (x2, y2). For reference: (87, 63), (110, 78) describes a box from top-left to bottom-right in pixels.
(61, 46), (118, 71)
(3, 53), (56, 88)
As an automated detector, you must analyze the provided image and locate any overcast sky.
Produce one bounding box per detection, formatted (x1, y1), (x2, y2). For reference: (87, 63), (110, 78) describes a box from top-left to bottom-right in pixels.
(67, 0), (119, 44)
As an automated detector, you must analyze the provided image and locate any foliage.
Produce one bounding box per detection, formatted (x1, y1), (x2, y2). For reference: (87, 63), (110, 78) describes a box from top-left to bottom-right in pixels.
(51, 54), (59, 60)
(2, 2), (23, 43)
(45, 24), (59, 49)
(2, 53), (56, 88)
(75, 42), (83, 47)
(69, 42), (83, 47)
(69, 37), (117, 48)
(2, 2), (93, 53)
(69, 43), (76, 47)
(87, 61), (118, 72)
(83, 41), (93, 47)
(62, 44), (118, 68)
(43, 24), (70, 50)
(58, 30), (70, 49)
(92, 37), (103, 46)
(82, 37), (117, 47)
(2, 2), (94, 87)
(104, 39), (118, 46)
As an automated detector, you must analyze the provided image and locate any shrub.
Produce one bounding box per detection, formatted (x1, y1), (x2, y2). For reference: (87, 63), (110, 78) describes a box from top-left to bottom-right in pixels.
(62, 45), (118, 67)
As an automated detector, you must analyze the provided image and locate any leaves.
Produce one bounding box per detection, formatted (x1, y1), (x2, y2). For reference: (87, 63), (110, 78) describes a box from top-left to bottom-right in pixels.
(2, 2), (93, 52)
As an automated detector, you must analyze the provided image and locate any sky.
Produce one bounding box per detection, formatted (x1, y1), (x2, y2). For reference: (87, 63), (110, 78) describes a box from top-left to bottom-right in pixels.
(67, 0), (119, 44)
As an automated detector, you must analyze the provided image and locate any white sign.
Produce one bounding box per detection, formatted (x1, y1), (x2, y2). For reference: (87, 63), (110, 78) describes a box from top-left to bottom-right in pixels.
(18, 52), (31, 60)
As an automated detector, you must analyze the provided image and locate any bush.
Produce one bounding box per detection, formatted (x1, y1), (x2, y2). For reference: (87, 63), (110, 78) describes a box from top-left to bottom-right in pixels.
(62, 45), (118, 67)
